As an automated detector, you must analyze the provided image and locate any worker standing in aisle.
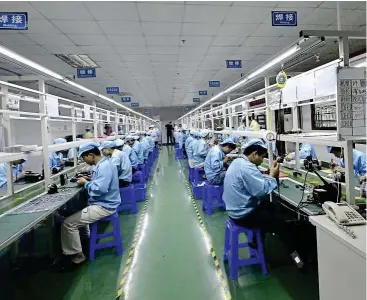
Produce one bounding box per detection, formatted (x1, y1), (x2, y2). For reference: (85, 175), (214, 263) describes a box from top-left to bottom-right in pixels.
(222, 139), (304, 269)
(0, 158), (27, 188)
(165, 121), (174, 145)
(49, 138), (67, 169)
(204, 138), (237, 185)
(60, 141), (120, 268)
(285, 143), (318, 161)
(83, 127), (94, 139)
(124, 136), (139, 172)
(192, 130), (211, 168)
(327, 146), (366, 177)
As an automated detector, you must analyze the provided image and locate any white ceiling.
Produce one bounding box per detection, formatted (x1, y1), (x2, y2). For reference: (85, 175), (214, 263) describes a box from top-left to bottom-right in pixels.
(0, 1), (366, 109)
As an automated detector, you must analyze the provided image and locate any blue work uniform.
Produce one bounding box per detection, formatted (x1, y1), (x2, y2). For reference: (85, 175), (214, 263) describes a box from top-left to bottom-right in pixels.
(204, 145), (226, 184)
(177, 132), (184, 148)
(147, 136), (155, 152)
(290, 143), (317, 160)
(49, 152), (64, 168)
(84, 157), (121, 211)
(185, 136), (194, 158)
(222, 156), (277, 219)
(111, 150), (132, 182)
(123, 144), (138, 168)
(141, 138), (150, 161)
(339, 149), (366, 176)
(0, 163), (25, 188)
(192, 138), (208, 166)
(132, 141), (144, 164)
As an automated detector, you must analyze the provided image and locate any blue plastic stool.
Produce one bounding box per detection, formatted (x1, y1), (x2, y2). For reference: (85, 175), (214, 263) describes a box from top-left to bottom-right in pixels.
(175, 148), (185, 159)
(132, 171), (144, 184)
(193, 167), (205, 183)
(188, 166), (194, 183)
(134, 183), (147, 202)
(89, 212), (123, 261)
(174, 143), (179, 148)
(118, 184), (138, 214)
(192, 181), (205, 200)
(223, 218), (268, 279)
(203, 183), (225, 215)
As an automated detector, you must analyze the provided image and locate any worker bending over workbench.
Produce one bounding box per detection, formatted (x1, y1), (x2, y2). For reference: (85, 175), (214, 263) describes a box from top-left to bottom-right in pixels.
(60, 142), (121, 269)
(223, 139), (305, 269)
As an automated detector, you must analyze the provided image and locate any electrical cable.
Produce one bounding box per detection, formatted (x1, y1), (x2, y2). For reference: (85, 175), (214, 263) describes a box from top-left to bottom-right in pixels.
(296, 170), (309, 213)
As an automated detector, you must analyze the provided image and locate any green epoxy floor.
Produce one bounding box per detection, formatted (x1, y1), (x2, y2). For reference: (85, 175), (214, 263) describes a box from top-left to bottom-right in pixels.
(5, 147), (319, 300)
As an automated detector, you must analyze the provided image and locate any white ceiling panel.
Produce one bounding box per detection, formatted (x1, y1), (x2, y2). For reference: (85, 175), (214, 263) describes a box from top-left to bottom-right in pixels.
(115, 46), (149, 55)
(26, 33), (74, 46)
(108, 35), (145, 46)
(180, 47), (208, 55)
(98, 21), (143, 35)
(182, 23), (221, 35)
(0, 2), (45, 19)
(24, 20), (62, 34)
(216, 23), (258, 36)
(86, 2), (139, 21)
(212, 36), (247, 47)
(233, 1), (277, 7)
(0, 33), (37, 46)
(142, 22), (182, 35)
(150, 54), (178, 62)
(251, 24), (286, 37)
(319, 1), (363, 9)
(137, 3), (185, 22)
(275, 1), (322, 8)
(52, 20), (104, 34)
(80, 45), (116, 54)
(17, 45), (49, 56)
(145, 36), (180, 46)
(32, 2), (94, 20)
(299, 8), (341, 25)
(340, 9), (367, 26)
(121, 54), (151, 62)
(206, 46), (239, 55)
(225, 6), (272, 24)
(243, 36), (275, 47)
(89, 53), (121, 62)
(148, 46), (180, 55)
(179, 35), (215, 47)
(183, 5), (230, 23)
(68, 34), (110, 46)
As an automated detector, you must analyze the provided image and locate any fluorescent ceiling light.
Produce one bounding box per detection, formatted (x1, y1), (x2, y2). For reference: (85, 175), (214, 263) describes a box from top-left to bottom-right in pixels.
(64, 79), (99, 96)
(354, 61), (366, 67)
(247, 45), (300, 80)
(0, 44), (64, 80)
(55, 54), (99, 68)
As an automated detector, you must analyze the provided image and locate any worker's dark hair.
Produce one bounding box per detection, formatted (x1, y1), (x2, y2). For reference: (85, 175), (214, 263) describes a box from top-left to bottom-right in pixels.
(81, 147), (101, 157)
(243, 145), (267, 156)
(222, 143), (237, 151)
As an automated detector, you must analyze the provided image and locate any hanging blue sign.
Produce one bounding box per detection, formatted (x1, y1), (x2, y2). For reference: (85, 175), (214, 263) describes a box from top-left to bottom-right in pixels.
(121, 97), (131, 102)
(272, 11), (297, 26)
(193, 98), (200, 103)
(106, 87), (119, 94)
(226, 60), (242, 68)
(199, 90), (207, 96)
(0, 13), (28, 30)
(131, 102), (139, 108)
(77, 68), (96, 78)
(209, 81), (220, 87)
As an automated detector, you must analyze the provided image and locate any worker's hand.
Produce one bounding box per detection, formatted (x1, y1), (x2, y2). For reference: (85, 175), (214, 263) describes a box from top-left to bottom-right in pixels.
(77, 177), (88, 186)
(269, 160), (280, 178)
(18, 171), (25, 178)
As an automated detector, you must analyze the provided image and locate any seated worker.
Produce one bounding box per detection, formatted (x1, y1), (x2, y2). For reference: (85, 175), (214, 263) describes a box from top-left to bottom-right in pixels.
(185, 131), (195, 162)
(192, 130), (211, 168)
(187, 131), (199, 168)
(83, 127), (94, 139)
(222, 139), (304, 269)
(123, 136), (139, 172)
(285, 143), (317, 161)
(149, 125), (158, 146)
(132, 135), (144, 165)
(100, 141), (132, 187)
(67, 138), (82, 160)
(140, 132), (150, 163)
(0, 158), (27, 188)
(327, 146), (366, 177)
(50, 138), (67, 168)
(146, 132), (155, 153)
(114, 138), (124, 151)
(176, 129), (184, 149)
(61, 142), (120, 267)
(204, 138), (237, 185)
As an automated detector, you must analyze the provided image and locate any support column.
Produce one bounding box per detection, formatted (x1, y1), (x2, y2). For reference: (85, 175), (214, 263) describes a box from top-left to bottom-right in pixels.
(93, 100), (98, 138)
(39, 80), (51, 188)
(227, 96), (233, 132)
(114, 108), (118, 134)
(264, 77), (274, 165)
(71, 104), (77, 167)
(210, 104), (214, 131)
(344, 140), (355, 204)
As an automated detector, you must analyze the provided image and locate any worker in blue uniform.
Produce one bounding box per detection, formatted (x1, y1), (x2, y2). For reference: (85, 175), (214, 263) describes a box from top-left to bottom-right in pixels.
(192, 130), (211, 167)
(285, 143), (317, 161)
(140, 133), (151, 163)
(187, 131), (200, 168)
(50, 138), (67, 168)
(176, 129), (184, 149)
(327, 146), (366, 177)
(222, 139), (304, 269)
(124, 136), (139, 172)
(204, 138), (237, 185)
(132, 135), (144, 165)
(0, 158), (27, 188)
(61, 141), (120, 267)
(146, 132), (155, 153)
(185, 131), (195, 161)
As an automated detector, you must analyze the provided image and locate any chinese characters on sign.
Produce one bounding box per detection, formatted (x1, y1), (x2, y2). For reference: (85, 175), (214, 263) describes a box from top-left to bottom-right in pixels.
(272, 11), (297, 26)
(209, 81), (220, 87)
(121, 97), (131, 102)
(131, 103), (139, 108)
(193, 98), (200, 103)
(106, 87), (119, 94)
(199, 91), (207, 96)
(77, 68), (96, 78)
(226, 60), (242, 68)
(0, 13), (28, 30)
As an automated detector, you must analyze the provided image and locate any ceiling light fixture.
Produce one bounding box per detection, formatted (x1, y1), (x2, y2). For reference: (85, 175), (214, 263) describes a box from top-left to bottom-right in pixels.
(55, 54), (99, 68)
(0, 44), (64, 80)
(179, 44), (301, 120)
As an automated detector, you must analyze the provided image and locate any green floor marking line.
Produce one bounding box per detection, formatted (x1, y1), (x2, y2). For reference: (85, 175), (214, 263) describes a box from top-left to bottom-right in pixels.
(179, 161), (232, 300)
(116, 152), (161, 300)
